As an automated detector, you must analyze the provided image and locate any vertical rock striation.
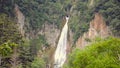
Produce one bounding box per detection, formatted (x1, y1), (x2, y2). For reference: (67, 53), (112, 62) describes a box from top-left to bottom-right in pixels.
(76, 13), (110, 49)
(14, 4), (25, 36)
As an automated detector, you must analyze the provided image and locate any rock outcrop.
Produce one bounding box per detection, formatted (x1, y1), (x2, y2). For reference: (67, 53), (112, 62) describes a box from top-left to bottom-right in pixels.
(14, 4), (25, 36)
(38, 23), (60, 47)
(76, 13), (110, 49)
(89, 0), (94, 8)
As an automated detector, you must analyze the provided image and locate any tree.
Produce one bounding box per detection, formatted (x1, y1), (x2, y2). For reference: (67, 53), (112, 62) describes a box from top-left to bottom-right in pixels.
(0, 13), (21, 44)
(0, 41), (18, 67)
(31, 57), (45, 68)
(0, 13), (21, 68)
(65, 37), (120, 68)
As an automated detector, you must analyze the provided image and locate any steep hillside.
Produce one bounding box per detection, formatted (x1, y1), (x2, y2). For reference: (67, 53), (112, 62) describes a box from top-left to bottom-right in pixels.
(0, 0), (120, 68)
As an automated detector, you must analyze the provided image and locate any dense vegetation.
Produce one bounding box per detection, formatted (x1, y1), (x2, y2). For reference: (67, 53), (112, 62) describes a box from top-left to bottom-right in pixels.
(94, 0), (120, 36)
(0, 0), (120, 40)
(0, 14), (21, 67)
(0, 0), (120, 68)
(64, 37), (120, 68)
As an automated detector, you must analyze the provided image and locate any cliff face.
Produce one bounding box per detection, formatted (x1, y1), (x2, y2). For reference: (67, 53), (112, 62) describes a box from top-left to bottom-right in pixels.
(76, 13), (110, 49)
(14, 4), (25, 36)
(38, 23), (60, 47)
(14, 4), (60, 46)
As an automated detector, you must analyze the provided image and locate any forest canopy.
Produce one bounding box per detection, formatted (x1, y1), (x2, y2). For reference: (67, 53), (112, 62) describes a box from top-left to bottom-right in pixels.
(64, 37), (120, 68)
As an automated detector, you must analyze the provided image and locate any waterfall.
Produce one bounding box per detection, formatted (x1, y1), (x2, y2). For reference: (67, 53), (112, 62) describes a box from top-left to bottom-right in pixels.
(54, 16), (69, 68)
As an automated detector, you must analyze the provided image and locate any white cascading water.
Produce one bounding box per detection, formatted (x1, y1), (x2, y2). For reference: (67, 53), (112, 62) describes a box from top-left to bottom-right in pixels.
(54, 16), (69, 68)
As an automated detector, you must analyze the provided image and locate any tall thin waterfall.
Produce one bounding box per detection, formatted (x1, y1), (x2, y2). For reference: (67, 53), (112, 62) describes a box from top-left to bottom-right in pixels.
(54, 16), (69, 68)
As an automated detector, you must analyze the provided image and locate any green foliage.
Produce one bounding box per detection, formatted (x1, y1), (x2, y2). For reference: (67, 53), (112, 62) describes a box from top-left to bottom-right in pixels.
(0, 0), (14, 16)
(0, 41), (17, 57)
(18, 35), (49, 68)
(18, 40), (32, 68)
(0, 41), (19, 68)
(0, 13), (21, 44)
(65, 37), (120, 68)
(31, 57), (45, 68)
(0, 0), (120, 68)
(94, 0), (120, 36)
(30, 35), (49, 57)
(69, 0), (94, 43)
(14, 0), (69, 30)
(0, 13), (21, 68)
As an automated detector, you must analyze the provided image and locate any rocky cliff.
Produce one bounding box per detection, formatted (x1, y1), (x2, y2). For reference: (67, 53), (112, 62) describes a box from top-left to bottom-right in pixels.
(38, 22), (60, 47)
(14, 4), (25, 36)
(14, 4), (61, 47)
(76, 13), (110, 49)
